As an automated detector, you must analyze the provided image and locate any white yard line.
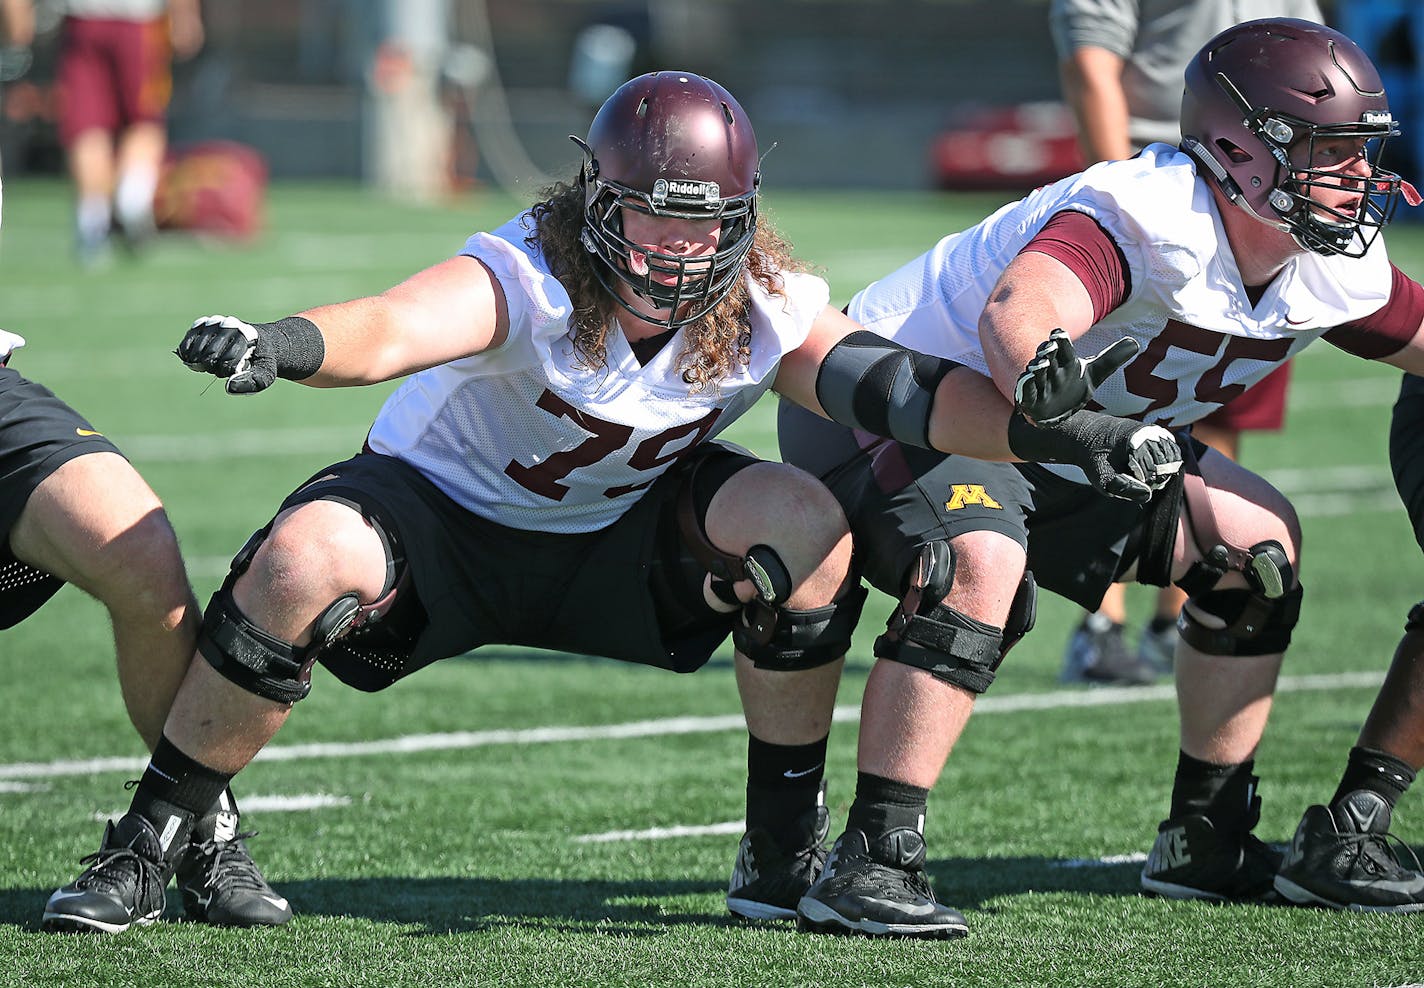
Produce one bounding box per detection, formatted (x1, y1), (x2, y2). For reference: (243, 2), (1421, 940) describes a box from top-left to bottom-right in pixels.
(0, 671), (1382, 782)
(574, 821), (745, 844)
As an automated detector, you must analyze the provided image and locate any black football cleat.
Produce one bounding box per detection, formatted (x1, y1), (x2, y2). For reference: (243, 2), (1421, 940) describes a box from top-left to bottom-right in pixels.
(796, 828), (968, 938)
(176, 793), (291, 927)
(1274, 792), (1424, 913)
(1140, 812), (1281, 902)
(727, 791), (830, 921)
(43, 814), (169, 933)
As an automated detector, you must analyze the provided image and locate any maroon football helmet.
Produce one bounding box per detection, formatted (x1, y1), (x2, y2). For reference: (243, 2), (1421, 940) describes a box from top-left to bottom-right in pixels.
(1180, 18), (1417, 257)
(574, 71), (760, 328)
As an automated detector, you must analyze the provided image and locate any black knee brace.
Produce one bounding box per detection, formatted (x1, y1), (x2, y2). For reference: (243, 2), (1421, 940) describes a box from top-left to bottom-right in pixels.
(875, 601), (1005, 693)
(197, 509), (405, 705)
(1173, 438), (1296, 600)
(870, 540), (1024, 693)
(674, 447), (859, 670)
(198, 583), (319, 705)
(1177, 583), (1303, 657)
(735, 583), (869, 670)
(1001, 570), (1038, 658)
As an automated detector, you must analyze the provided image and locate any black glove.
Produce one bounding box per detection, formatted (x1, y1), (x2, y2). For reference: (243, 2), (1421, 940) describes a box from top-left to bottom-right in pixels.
(1008, 409), (1183, 504)
(176, 315), (325, 395)
(1014, 328), (1140, 425)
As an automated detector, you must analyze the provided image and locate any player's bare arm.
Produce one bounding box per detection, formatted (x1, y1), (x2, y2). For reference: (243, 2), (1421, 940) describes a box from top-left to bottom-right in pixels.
(175, 255), (509, 392)
(1377, 316), (1424, 376)
(978, 250), (1097, 399)
(776, 303), (1178, 503)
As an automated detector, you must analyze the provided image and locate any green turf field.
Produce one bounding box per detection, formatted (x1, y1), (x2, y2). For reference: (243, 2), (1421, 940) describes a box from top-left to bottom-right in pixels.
(1, 179), (1422, 987)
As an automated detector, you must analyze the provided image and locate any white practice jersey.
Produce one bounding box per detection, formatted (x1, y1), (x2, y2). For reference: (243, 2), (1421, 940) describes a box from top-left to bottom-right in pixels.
(366, 214), (829, 533)
(848, 144), (1396, 429)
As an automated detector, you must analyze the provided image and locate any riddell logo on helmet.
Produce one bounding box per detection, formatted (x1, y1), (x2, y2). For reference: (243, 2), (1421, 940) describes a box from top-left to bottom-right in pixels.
(653, 179), (719, 205)
(1362, 111), (1394, 125)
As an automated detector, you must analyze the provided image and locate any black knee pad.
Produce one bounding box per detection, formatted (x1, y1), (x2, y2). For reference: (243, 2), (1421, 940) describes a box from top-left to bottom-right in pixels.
(1177, 583), (1303, 657)
(875, 601), (1006, 694)
(735, 583), (868, 670)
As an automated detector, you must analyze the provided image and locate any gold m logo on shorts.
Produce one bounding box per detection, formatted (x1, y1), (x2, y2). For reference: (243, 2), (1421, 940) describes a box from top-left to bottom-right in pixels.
(944, 484), (1003, 511)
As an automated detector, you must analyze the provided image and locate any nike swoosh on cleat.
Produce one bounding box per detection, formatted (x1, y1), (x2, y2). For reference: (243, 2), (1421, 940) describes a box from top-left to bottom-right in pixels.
(783, 763), (824, 779)
(860, 897), (938, 917)
(1354, 803), (1381, 833)
(263, 895), (290, 910)
(46, 890), (94, 904)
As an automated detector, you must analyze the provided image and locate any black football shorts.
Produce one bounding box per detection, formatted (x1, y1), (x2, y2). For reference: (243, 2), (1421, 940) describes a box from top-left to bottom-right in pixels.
(237, 444), (757, 692)
(777, 398), (1152, 610)
(0, 366), (123, 628)
(1390, 372), (1424, 552)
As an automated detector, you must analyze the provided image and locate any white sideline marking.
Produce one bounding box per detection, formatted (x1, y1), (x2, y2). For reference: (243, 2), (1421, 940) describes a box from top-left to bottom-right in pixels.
(1053, 852), (1149, 869)
(90, 793), (350, 822)
(0, 671), (1383, 782)
(574, 821), (744, 843)
(0, 781), (48, 793)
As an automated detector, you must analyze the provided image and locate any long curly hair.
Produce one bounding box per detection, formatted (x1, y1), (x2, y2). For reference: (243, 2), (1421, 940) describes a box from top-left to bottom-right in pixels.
(526, 181), (804, 391)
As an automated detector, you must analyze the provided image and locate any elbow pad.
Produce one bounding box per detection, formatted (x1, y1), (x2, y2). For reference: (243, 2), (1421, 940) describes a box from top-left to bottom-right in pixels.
(815, 331), (963, 449)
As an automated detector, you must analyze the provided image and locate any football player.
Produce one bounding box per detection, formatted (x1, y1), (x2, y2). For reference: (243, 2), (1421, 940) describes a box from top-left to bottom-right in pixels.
(41, 70), (1175, 933)
(1049, 0), (1325, 686)
(0, 212), (289, 926)
(779, 18), (1424, 936)
(1272, 371), (1424, 912)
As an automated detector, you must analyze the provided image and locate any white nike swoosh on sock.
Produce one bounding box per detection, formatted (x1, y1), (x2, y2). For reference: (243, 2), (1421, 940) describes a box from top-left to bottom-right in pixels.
(783, 764), (824, 779)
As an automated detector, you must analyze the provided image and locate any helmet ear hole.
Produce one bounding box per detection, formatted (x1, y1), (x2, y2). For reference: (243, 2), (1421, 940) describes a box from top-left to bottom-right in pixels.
(1217, 139), (1253, 164)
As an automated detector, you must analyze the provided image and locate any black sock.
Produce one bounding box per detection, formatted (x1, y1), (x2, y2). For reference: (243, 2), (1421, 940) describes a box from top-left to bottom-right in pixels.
(1331, 746), (1416, 812)
(846, 771), (929, 837)
(129, 735), (234, 859)
(745, 733), (828, 851)
(747, 733), (828, 790)
(1169, 751), (1258, 832)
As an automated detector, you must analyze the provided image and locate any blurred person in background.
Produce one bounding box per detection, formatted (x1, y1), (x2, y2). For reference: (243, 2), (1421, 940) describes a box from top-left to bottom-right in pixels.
(1050, 0), (1322, 685)
(49, 0), (204, 266)
(365, 0), (453, 203)
(0, 176), (290, 929)
(0, 0), (35, 174)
